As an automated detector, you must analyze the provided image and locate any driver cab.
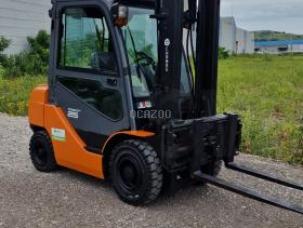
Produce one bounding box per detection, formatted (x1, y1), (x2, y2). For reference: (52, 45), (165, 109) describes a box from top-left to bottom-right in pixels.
(48, 0), (194, 149)
(119, 4), (194, 116)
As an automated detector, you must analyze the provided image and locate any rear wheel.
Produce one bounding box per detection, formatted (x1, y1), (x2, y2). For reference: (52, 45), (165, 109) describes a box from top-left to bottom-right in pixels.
(109, 140), (163, 205)
(29, 131), (57, 172)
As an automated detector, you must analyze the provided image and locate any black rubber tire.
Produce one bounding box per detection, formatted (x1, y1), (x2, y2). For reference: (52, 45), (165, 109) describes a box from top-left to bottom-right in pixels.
(109, 140), (163, 205)
(29, 131), (57, 172)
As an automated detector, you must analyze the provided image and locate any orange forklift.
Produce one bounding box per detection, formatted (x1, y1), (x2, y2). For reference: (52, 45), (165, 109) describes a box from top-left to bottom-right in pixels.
(28, 0), (303, 213)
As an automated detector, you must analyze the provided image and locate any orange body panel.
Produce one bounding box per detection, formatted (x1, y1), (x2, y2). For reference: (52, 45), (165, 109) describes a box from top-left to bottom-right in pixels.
(29, 86), (103, 178)
(28, 85), (48, 127)
(44, 105), (104, 178)
(101, 130), (155, 153)
(121, 130), (155, 137)
(28, 86), (156, 180)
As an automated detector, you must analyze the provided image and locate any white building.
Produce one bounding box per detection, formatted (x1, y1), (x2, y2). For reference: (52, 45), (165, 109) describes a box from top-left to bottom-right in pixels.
(219, 17), (254, 54)
(236, 28), (255, 54)
(0, 0), (51, 54)
(219, 17), (237, 53)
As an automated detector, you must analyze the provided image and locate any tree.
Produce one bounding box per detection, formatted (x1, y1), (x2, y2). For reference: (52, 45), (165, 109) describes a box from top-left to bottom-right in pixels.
(0, 36), (11, 65)
(27, 30), (50, 64)
(4, 31), (50, 77)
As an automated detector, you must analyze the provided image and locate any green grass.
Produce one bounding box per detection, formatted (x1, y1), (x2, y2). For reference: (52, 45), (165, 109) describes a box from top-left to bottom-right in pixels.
(0, 74), (45, 116)
(218, 55), (303, 164)
(0, 55), (303, 164)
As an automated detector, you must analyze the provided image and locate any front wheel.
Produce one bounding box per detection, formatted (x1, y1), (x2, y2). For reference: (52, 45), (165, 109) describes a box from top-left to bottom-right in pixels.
(109, 140), (163, 205)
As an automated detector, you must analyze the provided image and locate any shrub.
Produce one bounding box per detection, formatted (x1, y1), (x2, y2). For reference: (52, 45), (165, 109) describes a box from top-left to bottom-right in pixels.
(0, 75), (46, 115)
(4, 31), (50, 78)
(218, 47), (229, 59)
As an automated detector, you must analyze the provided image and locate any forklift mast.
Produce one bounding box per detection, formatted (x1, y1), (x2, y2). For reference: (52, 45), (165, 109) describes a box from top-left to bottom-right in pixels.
(194, 0), (220, 117)
(118, 0), (221, 119)
(156, 0), (184, 93)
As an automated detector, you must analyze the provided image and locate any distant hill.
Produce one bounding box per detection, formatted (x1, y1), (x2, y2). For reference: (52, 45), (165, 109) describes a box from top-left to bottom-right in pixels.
(254, 31), (303, 41)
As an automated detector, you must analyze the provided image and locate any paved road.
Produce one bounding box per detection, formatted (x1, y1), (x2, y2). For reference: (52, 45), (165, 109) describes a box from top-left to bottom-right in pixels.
(0, 113), (302, 228)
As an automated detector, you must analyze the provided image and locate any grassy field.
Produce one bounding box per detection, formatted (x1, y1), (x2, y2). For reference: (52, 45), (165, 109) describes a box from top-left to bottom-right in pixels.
(0, 55), (303, 164)
(218, 55), (303, 164)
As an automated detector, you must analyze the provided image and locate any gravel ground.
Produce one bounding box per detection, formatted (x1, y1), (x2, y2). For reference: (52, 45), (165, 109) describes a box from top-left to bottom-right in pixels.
(0, 113), (302, 228)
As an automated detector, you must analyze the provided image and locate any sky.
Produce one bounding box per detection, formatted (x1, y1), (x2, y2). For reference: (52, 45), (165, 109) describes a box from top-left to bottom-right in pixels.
(221, 0), (303, 34)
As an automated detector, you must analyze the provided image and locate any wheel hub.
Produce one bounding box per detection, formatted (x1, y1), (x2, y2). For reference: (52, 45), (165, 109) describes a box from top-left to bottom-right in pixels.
(118, 156), (143, 191)
(123, 164), (136, 183)
(34, 142), (47, 166)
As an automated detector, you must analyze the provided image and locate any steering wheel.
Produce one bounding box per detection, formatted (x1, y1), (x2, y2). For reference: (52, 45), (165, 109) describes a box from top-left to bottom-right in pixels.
(135, 52), (156, 70)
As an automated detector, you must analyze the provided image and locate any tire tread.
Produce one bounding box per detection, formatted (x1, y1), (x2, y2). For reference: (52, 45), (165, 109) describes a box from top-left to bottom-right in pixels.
(29, 131), (57, 172)
(109, 139), (163, 205)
